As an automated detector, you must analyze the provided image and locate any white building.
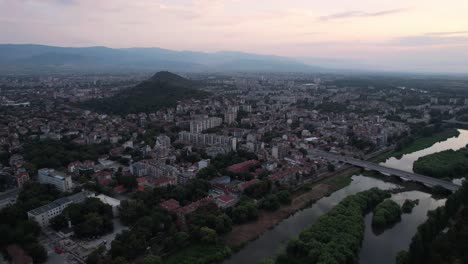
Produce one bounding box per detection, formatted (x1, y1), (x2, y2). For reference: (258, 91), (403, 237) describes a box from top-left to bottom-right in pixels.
(38, 169), (73, 192)
(224, 111), (237, 125)
(96, 194), (121, 217)
(190, 117), (223, 133)
(27, 191), (92, 227)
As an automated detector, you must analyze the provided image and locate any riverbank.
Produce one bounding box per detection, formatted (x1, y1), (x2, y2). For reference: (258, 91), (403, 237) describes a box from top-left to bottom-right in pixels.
(223, 168), (357, 248)
(375, 129), (460, 162)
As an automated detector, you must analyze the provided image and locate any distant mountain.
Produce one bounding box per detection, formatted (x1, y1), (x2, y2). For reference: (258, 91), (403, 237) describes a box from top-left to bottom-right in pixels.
(0, 44), (322, 73)
(78, 71), (209, 115)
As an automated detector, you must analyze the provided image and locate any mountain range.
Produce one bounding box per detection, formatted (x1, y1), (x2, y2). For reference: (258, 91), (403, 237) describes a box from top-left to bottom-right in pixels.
(0, 44), (325, 73)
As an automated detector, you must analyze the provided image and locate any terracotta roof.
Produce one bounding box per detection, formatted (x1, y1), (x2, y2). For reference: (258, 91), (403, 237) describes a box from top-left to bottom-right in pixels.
(238, 179), (260, 190)
(160, 199), (181, 211)
(227, 160), (258, 173)
(217, 195), (234, 203)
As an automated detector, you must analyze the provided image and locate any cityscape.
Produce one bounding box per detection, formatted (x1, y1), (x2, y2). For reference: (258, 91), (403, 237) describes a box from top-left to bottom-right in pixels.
(1, 1), (468, 264)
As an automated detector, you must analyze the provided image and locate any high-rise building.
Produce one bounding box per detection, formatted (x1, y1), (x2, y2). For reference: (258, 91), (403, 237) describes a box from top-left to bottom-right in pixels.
(190, 117), (223, 133)
(224, 111), (237, 124)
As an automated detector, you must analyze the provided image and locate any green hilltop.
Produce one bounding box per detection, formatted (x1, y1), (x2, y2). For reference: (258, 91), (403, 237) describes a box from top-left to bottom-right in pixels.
(78, 71), (209, 115)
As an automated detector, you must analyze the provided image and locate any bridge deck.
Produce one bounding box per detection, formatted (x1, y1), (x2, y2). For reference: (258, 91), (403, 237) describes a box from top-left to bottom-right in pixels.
(311, 150), (460, 192)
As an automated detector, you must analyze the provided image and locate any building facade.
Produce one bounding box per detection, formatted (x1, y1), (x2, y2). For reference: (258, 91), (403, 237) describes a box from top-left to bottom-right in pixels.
(38, 168), (73, 192)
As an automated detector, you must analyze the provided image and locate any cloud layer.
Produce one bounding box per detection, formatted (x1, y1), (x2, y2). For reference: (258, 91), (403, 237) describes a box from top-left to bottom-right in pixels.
(1, 0), (468, 73)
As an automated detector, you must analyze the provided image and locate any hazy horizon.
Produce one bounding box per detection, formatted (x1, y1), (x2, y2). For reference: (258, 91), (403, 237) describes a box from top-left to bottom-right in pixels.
(1, 0), (468, 73)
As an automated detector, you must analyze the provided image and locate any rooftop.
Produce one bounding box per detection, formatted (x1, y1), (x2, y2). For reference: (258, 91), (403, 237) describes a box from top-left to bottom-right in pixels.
(27, 191), (92, 216)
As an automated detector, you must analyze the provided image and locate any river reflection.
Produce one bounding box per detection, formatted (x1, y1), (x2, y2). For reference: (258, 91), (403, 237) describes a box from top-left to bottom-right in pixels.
(226, 131), (467, 264)
(380, 129), (468, 172)
(359, 191), (446, 264)
(224, 176), (397, 264)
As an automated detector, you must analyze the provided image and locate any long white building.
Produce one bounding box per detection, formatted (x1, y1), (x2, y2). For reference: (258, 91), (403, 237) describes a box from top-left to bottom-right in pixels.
(178, 131), (236, 151)
(27, 191), (92, 227)
(189, 117), (223, 133)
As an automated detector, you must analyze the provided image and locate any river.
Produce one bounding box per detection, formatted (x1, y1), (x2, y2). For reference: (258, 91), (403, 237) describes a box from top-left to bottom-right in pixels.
(380, 129), (468, 173)
(225, 129), (468, 264)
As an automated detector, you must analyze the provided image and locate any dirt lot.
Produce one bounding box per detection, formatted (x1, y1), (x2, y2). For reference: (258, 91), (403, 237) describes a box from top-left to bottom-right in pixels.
(223, 183), (331, 247)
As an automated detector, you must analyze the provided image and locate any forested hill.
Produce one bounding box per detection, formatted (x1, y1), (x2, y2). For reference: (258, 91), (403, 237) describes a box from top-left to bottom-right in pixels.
(78, 71), (209, 115)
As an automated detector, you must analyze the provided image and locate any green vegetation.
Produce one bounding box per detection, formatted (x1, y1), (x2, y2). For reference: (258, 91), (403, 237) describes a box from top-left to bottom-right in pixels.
(320, 170), (355, 190)
(393, 129), (459, 157)
(413, 145), (468, 179)
(244, 180), (272, 199)
(424, 208), (468, 263)
(89, 178), (236, 263)
(0, 183), (63, 263)
(78, 72), (209, 115)
(50, 197), (114, 238)
(402, 199), (419, 214)
(276, 188), (390, 264)
(227, 196), (258, 224)
(23, 139), (111, 171)
(165, 244), (232, 264)
(398, 180), (468, 264)
(372, 199), (402, 229)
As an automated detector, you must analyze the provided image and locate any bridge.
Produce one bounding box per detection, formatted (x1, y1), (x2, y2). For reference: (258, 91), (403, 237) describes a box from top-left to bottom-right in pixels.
(310, 150), (460, 192)
(443, 119), (468, 127)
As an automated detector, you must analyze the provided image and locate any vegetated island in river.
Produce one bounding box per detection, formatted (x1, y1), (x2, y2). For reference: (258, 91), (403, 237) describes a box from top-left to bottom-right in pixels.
(413, 145), (468, 179)
(402, 199), (419, 214)
(372, 199), (402, 230)
(275, 188), (390, 264)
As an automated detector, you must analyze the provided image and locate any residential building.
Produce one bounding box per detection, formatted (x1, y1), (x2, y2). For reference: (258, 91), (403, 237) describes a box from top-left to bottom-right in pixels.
(27, 191), (92, 227)
(190, 117), (222, 133)
(37, 168), (73, 192)
(179, 131), (237, 151)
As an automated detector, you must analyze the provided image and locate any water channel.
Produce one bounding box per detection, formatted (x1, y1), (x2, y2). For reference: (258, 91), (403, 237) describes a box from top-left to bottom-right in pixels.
(225, 129), (468, 264)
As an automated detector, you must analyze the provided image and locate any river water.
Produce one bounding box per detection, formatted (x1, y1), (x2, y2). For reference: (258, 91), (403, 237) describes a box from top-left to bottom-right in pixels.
(380, 129), (468, 173)
(225, 129), (468, 264)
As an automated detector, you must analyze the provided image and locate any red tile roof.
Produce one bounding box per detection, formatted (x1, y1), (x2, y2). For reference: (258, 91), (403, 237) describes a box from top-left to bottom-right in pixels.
(160, 199), (181, 211)
(217, 195), (235, 203)
(227, 160), (258, 173)
(238, 179), (260, 190)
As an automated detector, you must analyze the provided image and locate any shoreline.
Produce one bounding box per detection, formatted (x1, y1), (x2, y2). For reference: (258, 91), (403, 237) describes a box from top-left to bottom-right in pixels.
(222, 167), (358, 248)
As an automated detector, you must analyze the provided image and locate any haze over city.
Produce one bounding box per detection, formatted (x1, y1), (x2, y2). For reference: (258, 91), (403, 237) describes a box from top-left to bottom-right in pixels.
(1, 0), (468, 73)
(2, 1), (468, 264)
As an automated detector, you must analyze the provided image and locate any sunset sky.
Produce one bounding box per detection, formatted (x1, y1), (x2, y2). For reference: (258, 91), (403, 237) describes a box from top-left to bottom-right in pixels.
(1, 0), (468, 72)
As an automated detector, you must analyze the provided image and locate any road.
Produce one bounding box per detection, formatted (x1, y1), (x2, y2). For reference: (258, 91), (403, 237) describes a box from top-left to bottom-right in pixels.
(310, 150), (460, 192)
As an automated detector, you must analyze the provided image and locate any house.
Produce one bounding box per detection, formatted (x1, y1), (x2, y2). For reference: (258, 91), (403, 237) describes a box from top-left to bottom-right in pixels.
(215, 195), (236, 208)
(238, 179), (260, 191)
(227, 160), (259, 173)
(160, 199), (181, 212)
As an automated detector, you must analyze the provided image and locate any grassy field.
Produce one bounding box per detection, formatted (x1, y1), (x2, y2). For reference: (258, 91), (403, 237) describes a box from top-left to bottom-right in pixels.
(373, 129), (460, 162)
(320, 170), (355, 191)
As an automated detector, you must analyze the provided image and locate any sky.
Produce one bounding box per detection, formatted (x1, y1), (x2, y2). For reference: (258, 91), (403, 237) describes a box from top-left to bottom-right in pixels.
(1, 0), (468, 73)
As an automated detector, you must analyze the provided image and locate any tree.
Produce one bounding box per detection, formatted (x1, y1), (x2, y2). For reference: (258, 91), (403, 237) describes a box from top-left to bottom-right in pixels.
(138, 255), (162, 264)
(259, 195), (280, 211)
(200, 227), (218, 244)
(50, 214), (68, 231)
(24, 243), (47, 263)
(276, 190), (292, 205)
(327, 163), (336, 172)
